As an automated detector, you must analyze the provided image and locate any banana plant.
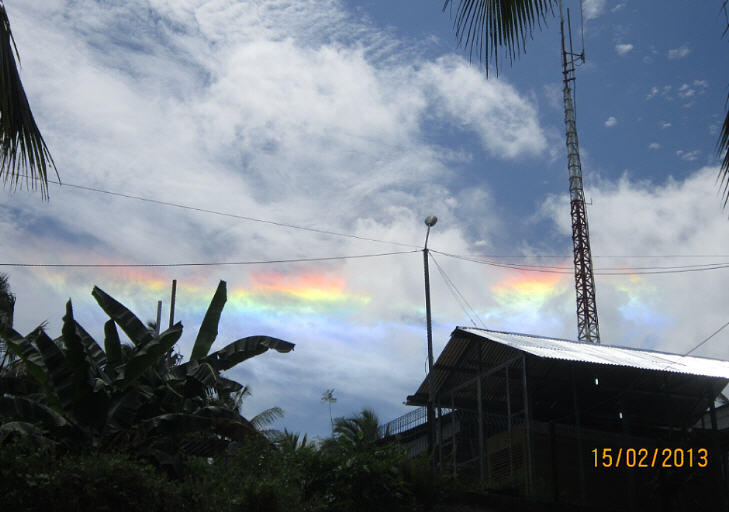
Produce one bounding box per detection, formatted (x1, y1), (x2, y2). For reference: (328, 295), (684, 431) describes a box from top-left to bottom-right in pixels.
(0, 280), (294, 465)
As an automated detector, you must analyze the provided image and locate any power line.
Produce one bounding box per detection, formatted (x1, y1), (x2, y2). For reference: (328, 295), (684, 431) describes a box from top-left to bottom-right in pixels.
(685, 319), (729, 356)
(16, 175), (729, 263)
(430, 252), (485, 328)
(0, 250), (420, 268)
(431, 250), (729, 276)
(29, 177), (421, 250)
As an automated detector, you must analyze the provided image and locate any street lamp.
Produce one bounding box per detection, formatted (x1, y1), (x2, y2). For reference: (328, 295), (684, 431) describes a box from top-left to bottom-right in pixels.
(423, 215), (437, 467)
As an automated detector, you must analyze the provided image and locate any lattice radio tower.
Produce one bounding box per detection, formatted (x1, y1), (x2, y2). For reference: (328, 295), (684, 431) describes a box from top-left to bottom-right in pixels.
(559, 0), (600, 343)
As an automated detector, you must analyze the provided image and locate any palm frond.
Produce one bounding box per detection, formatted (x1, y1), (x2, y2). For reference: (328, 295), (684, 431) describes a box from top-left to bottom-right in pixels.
(250, 406), (284, 430)
(442, 0), (556, 75)
(719, 1), (729, 208)
(0, 3), (58, 199)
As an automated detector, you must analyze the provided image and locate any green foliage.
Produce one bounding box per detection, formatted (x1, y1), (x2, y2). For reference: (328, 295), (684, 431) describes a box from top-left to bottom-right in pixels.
(0, 280), (294, 470)
(0, 412), (449, 512)
(0, 439), (190, 512)
(332, 407), (382, 450)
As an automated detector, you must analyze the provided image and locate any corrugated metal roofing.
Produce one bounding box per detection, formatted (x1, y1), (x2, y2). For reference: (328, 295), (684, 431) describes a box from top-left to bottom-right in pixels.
(460, 327), (729, 379)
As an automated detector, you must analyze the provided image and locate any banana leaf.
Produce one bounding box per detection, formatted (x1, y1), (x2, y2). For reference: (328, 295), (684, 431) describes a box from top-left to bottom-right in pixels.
(61, 301), (92, 402)
(92, 286), (153, 347)
(34, 330), (75, 414)
(0, 375), (40, 396)
(0, 421), (56, 449)
(75, 321), (107, 371)
(190, 280), (226, 361)
(103, 319), (122, 375)
(0, 395), (68, 428)
(4, 330), (47, 386)
(204, 336), (295, 372)
(104, 385), (154, 434)
(121, 323), (183, 387)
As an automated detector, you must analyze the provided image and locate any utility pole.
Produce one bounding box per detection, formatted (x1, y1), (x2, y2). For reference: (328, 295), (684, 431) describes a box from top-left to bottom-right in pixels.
(423, 215), (438, 468)
(559, 0), (600, 343)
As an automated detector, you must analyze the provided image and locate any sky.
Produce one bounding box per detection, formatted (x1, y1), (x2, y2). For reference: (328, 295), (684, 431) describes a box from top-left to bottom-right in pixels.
(1, 0), (729, 438)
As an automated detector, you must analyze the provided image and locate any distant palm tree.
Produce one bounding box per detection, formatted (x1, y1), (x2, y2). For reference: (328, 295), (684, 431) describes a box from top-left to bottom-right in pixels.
(442, 0), (729, 206)
(0, 273), (16, 371)
(0, 273), (14, 330)
(0, 2), (58, 199)
(321, 388), (337, 432)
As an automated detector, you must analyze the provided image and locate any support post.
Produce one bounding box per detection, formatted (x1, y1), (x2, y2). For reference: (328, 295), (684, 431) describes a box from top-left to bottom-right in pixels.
(451, 393), (457, 478)
(477, 371), (485, 488)
(422, 217), (437, 472)
(506, 365), (513, 477)
(709, 390), (728, 508)
(549, 421), (560, 503)
(155, 300), (162, 335)
(571, 367), (586, 503)
(522, 354), (534, 495)
(169, 279), (177, 328)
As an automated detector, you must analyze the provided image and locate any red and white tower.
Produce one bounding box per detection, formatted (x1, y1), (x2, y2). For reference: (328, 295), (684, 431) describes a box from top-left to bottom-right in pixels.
(559, 0), (600, 343)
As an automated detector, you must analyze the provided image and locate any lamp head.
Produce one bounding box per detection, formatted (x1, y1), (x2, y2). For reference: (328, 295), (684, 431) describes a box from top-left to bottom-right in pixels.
(424, 215), (438, 227)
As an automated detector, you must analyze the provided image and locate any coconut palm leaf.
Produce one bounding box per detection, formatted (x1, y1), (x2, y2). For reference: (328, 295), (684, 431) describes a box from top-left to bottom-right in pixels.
(250, 406), (284, 431)
(442, 0), (555, 74)
(719, 1), (729, 207)
(0, 3), (58, 199)
(190, 280), (226, 361)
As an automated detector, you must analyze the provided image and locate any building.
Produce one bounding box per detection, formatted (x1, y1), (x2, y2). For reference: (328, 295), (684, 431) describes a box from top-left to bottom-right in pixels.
(382, 327), (729, 510)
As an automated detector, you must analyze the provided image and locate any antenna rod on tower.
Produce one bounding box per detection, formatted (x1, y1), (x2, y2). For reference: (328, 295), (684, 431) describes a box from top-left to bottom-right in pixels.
(559, 0), (600, 343)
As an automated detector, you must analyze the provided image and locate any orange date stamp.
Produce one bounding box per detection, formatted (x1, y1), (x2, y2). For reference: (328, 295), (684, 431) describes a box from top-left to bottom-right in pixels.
(592, 448), (709, 468)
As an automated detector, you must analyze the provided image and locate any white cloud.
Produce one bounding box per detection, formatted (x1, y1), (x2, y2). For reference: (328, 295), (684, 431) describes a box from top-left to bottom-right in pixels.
(2, 0), (552, 438)
(420, 57), (546, 158)
(668, 44), (691, 60)
(605, 116), (618, 127)
(615, 43), (634, 56)
(583, 0), (607, 19)
(648, 142), (661, 150)
(646, 86), (659, 100)
(660, 121), (672, 129)
(540, 167), (729, 354)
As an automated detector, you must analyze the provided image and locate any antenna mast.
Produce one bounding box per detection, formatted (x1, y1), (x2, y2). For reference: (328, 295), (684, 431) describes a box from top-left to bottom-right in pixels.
(559, 0), (600, 343)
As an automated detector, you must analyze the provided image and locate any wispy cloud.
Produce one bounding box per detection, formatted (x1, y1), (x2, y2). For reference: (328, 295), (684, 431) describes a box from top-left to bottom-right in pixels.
(668, 44), (691, 60)
(676, 149), (700, 161)
(648, 142), (661, 150)
(605, 116), (618, 127)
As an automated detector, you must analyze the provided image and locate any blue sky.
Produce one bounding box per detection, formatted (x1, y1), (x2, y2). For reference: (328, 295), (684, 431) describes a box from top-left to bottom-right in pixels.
(2, 0), (728, 438)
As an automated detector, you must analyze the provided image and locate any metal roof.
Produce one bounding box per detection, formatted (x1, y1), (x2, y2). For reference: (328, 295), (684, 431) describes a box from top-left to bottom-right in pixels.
(460, 327), (729, 379)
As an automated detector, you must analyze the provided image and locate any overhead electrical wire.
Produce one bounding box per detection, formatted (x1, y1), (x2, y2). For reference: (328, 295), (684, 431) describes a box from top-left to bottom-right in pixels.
(429, 252), (486, 328)
(0, 250), (420, 268)
(684, 319), (729, 356)
(19, 176), (421, 250)
(430, 250), (729, 276)
(7, 176), (729, 274)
